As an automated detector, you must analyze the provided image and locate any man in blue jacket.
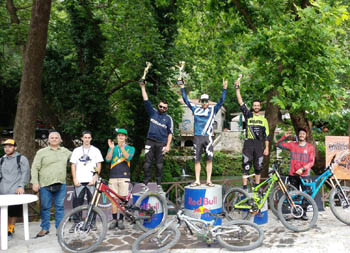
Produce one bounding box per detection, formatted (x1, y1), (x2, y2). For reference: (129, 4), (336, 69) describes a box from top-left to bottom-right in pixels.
(139, 81), (173, 192)
(180, 79), (227, 187)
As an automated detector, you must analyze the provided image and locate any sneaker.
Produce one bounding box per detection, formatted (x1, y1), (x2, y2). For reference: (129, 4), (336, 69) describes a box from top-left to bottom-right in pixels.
(69, 223), (77, 233)
(139, 184), (149, 193)
(301, 214), (308, 221)
(90, 223), (97, 231)
(108, 220), (117, 230)
(8, 231), (14, 240)
(157, 185), (164, 193)
(117, 220), (125, 230)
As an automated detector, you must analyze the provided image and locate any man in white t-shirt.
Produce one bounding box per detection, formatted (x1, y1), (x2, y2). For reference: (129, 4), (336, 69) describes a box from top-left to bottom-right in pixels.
(69, 130), (104, 232)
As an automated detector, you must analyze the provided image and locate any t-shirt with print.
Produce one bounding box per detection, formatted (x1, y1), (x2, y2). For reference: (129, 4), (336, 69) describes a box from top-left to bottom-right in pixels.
(70, 145), (104, 183)
(105, 145), (135, 178)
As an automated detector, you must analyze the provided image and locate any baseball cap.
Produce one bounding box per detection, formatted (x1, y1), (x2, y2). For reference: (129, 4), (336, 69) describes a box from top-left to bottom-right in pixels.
(200, 94), (209, 100)
(115, 128), (128, 136)
(2, 139), (16, 146)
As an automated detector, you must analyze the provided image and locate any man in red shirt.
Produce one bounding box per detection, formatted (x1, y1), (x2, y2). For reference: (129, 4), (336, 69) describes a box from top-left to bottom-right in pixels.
(276, 128), (315, 219)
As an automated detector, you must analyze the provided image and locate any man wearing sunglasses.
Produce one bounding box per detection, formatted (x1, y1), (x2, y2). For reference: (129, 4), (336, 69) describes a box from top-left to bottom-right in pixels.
(180, 79), (227, 187)
(139, 81), (173, 192)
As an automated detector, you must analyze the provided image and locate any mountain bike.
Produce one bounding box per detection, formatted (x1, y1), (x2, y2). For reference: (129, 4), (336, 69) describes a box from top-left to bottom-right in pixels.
(57, 175), (168, 253)
(132, 210), (264, 252)
(223, 161), (318, 232)
(282, 155), (350, 225)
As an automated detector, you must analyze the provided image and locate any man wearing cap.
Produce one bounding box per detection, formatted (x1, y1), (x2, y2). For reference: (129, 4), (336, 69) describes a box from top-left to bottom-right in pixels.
(31, 131), (71, 237)
(69, 130), (104, 232)
(180, 79), (227, 187)
(106, 128), (135, 230)
(139, 82), (173, 192)
(276, 128), (315, 220)
(0, 139), (30, 239)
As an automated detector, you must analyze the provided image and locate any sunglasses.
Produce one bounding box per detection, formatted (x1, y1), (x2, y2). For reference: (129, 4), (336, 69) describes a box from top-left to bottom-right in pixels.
(158, 105), (168, 110)
(201, 100), (209, 104)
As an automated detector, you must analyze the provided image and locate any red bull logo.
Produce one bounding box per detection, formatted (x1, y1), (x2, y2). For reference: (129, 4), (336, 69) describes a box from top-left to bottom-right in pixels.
(188, 196), (218, 206)
(194, 206), (211, 214)
(139, 202), (160, 212)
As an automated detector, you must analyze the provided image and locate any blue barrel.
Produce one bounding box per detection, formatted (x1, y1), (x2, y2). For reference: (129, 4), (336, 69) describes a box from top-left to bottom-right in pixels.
(184, 184), (222, 225)
(253, 201), (268, 225)
(133, 192), (166, 229)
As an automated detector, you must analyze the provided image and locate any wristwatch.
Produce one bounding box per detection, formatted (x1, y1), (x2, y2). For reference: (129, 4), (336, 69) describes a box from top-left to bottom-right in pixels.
(235, 85), (240, 89)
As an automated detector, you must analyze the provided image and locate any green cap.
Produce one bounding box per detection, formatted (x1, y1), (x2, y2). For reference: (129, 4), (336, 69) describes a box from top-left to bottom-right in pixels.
(115, 128), (128, 136)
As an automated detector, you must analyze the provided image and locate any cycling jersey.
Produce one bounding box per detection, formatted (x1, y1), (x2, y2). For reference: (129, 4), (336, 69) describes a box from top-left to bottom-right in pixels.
(276, 136), (315, 176)
(240, 104), (269, 141)
(181, 88), (227, 137)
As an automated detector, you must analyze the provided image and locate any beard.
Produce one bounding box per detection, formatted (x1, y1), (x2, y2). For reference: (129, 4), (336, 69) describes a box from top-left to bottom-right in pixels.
(158, 109), (165, 114)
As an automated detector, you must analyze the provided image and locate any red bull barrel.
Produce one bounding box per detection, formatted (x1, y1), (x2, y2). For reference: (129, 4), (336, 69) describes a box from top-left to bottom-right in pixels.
(133, 192), (166, 229)
(184, 184), (222, 225)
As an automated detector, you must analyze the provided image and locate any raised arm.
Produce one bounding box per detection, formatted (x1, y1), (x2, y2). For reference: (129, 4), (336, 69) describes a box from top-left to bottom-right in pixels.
(140, 82), (149, 101)
(180, 82), (194, 111)
(214, 78), (228, 114)
(235, 78), (244, 106)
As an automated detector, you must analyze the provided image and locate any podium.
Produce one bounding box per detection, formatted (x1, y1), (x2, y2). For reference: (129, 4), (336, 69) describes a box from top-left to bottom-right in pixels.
(184, 184), (223, 225)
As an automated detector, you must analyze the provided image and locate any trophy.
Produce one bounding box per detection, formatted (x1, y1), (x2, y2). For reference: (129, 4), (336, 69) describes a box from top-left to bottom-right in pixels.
(139, 61), (152, 84)
(176, 61), (185, 85)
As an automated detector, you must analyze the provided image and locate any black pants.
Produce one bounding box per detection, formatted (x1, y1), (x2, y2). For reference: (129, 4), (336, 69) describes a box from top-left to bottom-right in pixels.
(143, 139), (165, 185)
(288, 176), (307, 191)
(242, 139), (264, 175)
(72, 183), (94, 223)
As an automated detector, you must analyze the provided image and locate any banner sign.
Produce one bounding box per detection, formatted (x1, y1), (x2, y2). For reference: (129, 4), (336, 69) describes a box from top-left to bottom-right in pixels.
(325, 136), (350, 180)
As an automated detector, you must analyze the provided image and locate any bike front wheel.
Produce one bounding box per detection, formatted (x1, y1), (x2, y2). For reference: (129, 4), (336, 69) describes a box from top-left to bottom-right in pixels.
(277, 190), (318, 232)
(132, 224), (180, 253)
(269, 184), (297, 218)
(329, 186), (350, 225)
(134, 191), (168, 231)
(216, 220), (264, 251)
(57, 205), (107, 253)
(223, 187), (252, 220)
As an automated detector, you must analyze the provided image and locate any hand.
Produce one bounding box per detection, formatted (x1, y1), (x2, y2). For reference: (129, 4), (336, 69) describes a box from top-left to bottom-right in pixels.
(32, 184), (40, 192)
(16, 187), (24, 194)
(234, 78), (241, 88)
(263, 148), (269, 156)
(139, 80), (146, 87)
(164, 145), (170, 153)
(89, 175), (97, 186)
(223, 78), (228, 89)
(73, 178), (81, 187)
(285, 130), (292, 138)
(108, 139), (115, 149)
(295, 168), (303, 175)
(118, 141), (126, 149)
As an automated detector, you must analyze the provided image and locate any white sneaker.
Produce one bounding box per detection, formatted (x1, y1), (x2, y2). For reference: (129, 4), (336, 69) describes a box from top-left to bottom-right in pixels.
(157, 185), (164, 193)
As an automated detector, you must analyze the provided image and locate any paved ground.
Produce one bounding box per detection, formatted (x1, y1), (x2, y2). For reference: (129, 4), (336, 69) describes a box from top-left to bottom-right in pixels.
(1, 207), (350, 252)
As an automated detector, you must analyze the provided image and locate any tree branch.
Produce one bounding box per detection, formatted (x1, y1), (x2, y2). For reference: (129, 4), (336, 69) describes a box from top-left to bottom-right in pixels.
(232, 0), (256, 32)
(6, 0), (20, 24)
(106, 80), (134, 97)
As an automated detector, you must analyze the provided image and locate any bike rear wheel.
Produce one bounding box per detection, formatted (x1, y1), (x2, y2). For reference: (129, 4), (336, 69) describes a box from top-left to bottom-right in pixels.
(277, 190), (318, 232)
(269, 184), (297, 218)
(216, 220), (264, 251)
(223, 187), (252, 220)
(57, 205), (107, 253)
(329, 186), (350, 225)
(135, 191), (168, 231)
(132, 224), (180, 253)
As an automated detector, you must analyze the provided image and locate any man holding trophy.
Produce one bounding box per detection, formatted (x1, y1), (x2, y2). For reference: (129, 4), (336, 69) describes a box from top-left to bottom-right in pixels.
(139, 62), (174, 193)
(178, 62), (227, 187)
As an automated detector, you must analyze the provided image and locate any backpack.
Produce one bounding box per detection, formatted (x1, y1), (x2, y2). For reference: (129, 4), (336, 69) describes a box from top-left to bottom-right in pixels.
(0, 155), (22, 181)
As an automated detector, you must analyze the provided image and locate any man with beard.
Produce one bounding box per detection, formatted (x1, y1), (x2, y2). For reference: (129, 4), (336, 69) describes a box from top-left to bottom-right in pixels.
(139, 81), (173, 192)
(235, 77), (269, 189)
(180, 79), (227, 187)
(0, 139), (30, 239)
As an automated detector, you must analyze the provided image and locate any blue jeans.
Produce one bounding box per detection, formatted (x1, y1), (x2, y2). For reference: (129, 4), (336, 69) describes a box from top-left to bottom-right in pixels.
(39, 184), (66, 231)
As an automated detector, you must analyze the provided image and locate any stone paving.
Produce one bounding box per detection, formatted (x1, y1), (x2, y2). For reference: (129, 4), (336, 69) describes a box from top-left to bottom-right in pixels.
(1, 207), (350, 252)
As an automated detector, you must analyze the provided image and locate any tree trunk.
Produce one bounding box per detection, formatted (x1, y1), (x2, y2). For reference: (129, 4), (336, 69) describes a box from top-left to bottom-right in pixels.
(13, 0), (52, 164)
(262, 89), (280, 177)
(290, 111), (324, 174)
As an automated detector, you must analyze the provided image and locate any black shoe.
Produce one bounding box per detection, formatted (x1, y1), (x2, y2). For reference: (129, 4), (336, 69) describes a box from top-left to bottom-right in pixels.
(90, 223), (97, 231)
(117, 220), (125, 230)
(35, 230), (49, 238)
(69, 223), (77, 233)
(108, 220), (117, 230)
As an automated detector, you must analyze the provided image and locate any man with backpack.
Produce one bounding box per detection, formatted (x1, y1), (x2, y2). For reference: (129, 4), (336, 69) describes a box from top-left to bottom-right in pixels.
(0, 139), (30, 239)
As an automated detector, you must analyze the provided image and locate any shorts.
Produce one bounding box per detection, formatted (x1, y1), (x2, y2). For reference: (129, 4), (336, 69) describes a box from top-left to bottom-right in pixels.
(242, 139), (264, 175)
(109, 178), (129, 197)
(8, 204), (23, 218)
(193, 136), (213, 162)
